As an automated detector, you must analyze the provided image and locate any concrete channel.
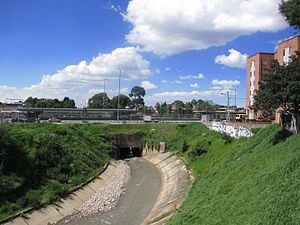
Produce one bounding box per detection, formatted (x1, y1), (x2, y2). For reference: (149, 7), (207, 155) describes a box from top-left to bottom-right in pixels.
(4, 152), (190, 225)
(58, 157), (161, 225)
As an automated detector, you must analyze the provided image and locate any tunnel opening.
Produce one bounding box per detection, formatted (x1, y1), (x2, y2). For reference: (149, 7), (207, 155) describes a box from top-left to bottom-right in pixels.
(118, 147), (142, 159)
(112, 133), (144, 159)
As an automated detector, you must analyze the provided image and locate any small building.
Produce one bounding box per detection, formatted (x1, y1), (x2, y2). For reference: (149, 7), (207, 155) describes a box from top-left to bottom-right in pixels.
(0, 101), (24, 121)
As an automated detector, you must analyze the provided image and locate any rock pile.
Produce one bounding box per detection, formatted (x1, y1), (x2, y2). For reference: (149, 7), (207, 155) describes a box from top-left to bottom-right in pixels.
(64, 161), (131, 223)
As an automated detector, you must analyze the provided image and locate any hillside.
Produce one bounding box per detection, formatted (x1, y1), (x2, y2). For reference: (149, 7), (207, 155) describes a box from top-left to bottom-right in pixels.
(1, 123), (299, 224)
(0, 124), (111, 221)
(167, 125), (300, 225)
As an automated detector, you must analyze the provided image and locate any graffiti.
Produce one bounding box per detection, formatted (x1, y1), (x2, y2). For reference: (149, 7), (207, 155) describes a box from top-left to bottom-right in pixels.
(210, 122), (252, 138)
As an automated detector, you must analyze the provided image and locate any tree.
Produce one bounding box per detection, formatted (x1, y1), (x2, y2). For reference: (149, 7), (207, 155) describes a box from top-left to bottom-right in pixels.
(24, 97), (76, 108)
(87, 93), (110, 108)
(129, 86), (146, 111)
(254, 55), (300, 132)
(111, 95), (132, 109)
(279, 0), (300, 30)
(155, 102), (162, 115)
(62, 97), (75, 108)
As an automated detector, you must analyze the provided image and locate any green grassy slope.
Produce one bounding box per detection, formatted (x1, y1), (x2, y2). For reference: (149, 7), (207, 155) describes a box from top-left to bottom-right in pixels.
(167, 125), (300, 225)
(0, 123), (111, 221)
(2, 122), (299, 225)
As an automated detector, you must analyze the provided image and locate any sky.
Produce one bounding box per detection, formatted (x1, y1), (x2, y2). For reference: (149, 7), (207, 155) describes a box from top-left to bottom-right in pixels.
(0, 0), (297, 107)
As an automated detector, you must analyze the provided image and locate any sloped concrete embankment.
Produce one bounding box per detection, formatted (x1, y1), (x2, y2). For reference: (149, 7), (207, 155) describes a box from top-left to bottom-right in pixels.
(143, 152), (190, 225)
(5, 161), (120, 225)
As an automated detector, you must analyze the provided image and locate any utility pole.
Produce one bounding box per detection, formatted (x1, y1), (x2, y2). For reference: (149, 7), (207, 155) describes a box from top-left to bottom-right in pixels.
(234, 88), (237, 110)
(103, 78), (107, 109)
(117, 68), (121, 121)
(221, 91), (230, 121)
(227, 91), (230, 121)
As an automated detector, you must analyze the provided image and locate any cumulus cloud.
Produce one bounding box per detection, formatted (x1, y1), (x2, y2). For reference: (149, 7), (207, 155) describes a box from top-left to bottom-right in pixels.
(145, 90), (225, 104)
(179, 73), (205, 80)
(141, 80), (157, 90)
(124, 0), (287, 56)
(215, 49), (248, 68)
(162, 80), (168, 83)
(0, 47), (150, 104)
(211, 79), (240, 89)
(190, 83), (199, 88)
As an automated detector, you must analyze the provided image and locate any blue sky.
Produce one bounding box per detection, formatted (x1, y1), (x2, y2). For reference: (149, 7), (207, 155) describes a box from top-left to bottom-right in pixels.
(0, 0), (297, 107)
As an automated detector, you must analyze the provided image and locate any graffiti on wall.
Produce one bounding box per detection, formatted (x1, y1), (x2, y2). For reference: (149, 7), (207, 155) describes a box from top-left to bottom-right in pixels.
(210, 122), (252, 138)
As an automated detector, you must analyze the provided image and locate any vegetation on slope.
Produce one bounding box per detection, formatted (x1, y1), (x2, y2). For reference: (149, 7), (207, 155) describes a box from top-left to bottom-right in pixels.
(2, 122), (299, 225)
(166, 125), (300, 225)
(104, 123), (300, 224)
(0, 124), (111, 221)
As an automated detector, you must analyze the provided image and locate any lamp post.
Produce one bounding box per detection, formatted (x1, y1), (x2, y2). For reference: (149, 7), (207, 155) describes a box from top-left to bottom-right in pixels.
(221, 91), (230, 121)
(103, 78), (107, 109)
(117, 68), (121, 121)
(234, 86), (239, 110)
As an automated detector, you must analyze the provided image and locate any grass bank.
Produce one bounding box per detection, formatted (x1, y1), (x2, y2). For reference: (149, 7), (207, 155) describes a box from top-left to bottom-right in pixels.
(101, 123), (300, 224)
(0, 123), (111, 221)
(165, 124), (300, 225)
(2, 122), (299, 224)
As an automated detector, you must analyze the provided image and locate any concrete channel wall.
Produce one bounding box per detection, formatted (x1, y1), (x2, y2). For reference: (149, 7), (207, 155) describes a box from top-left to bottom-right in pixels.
(143, 152), (190, 225)
(4, 161), (119, 225)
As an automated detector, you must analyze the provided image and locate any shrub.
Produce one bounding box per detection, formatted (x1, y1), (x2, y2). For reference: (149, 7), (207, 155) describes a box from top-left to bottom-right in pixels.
(188, 142), (207, 161)
(182, 140), (189, 153)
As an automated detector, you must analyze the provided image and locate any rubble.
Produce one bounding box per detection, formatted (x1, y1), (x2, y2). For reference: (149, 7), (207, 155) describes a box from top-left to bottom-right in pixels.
(62, 161), (131, 223)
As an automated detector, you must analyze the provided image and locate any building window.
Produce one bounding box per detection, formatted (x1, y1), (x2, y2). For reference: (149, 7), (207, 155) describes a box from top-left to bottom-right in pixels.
(261, 59), (268, 65)
(283, 47), (291, 64)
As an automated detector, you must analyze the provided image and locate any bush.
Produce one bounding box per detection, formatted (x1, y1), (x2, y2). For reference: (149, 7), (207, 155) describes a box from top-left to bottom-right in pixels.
(221, 133), (233, 144)
(182, 140), (189, 153)
(188, 142), (207, 161)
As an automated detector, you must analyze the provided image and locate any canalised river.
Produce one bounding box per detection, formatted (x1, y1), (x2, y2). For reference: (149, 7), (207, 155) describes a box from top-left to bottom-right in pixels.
(57, 157), (161, 225)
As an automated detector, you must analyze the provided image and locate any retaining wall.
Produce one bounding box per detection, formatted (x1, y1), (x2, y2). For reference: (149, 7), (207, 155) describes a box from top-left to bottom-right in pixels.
(143, 152), (190, 225)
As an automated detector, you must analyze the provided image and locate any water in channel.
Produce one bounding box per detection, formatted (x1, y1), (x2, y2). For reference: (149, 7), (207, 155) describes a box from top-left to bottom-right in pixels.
(58, 157), (161, 225)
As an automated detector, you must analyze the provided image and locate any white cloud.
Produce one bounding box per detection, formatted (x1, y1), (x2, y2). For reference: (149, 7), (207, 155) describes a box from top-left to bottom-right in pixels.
(0, 47), (151, 104)
(215, 49), (248, 68)
(141, 80), (157, 90)
(124, 0), (287, 56)
(211, 79), (240, 89)
(154, 68), (160, 74)
(165, 67), (171, 71)
(179, 73), (205, 80)
(120, 87), (129, 94)
(190, 83), (199, 88)
(162, 80), (168, 83)
(145, 90), (224, 104)
(175, 80), (183, 84)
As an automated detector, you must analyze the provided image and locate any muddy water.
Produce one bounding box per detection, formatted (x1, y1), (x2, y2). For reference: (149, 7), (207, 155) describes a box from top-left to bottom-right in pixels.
(59, 157), (161, 225)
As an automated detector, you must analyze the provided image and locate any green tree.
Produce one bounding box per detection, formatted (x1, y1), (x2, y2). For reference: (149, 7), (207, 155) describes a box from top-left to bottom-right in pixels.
(24, 97), (76, 108)
(111, 95), (132, 109)
(254, 55), (300, 132)
(129, 86), (146, 111)
(88, 93), (111, 108)
(279, 0), (300, 30)
(62, 97), (76, 108)
(155, 102), (162, 115)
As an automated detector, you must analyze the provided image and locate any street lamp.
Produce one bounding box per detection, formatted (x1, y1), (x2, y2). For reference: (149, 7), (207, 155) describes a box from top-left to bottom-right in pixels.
(103, 78), (107, 109)
(221, 91), (230, 121)
(117, 68), (121, 121)
(234, 87), (239, 110)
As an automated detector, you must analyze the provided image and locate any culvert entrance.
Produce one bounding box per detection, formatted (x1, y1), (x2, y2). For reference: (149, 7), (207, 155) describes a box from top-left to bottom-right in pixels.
(112, 133), (143, 159)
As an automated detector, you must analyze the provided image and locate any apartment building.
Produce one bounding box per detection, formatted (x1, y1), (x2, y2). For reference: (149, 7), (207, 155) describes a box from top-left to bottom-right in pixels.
(246, 35), (300, 120)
